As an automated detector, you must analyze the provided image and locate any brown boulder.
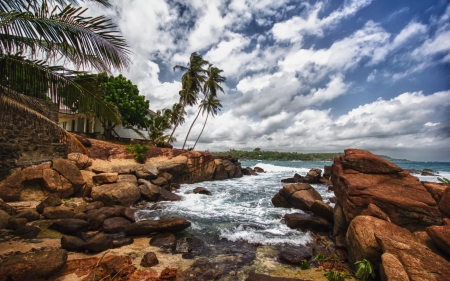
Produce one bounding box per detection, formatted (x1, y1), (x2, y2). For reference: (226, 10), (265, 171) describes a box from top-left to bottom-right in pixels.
(333, 202), (348, 248)
(331, 149), (442, 231)
(193, 187), (212, 195)
(0, 169), (25, 201)
(52, 158), (85, 191)
(80, 170), (96, 198)
(438, 187), (450, 218)
(67, 152), (92, 169)
(92, 173), (119, 185)
(48, 218), (89, 234)
(135, 163), (159, 180)
(422, 181), (447, 203)
(284, 213), (330, 232)
(117, 174), (138, 184)
(360, 203), (391, 222)
(140, 252), (159, 267)
(61, 235), (85, 252)
(137, 180), (160, 202)
(278, 248), (312, 264)
(310, 200), (333, 223)
(426, 225), (450, 255)
(150, 232), (177, 250)
(303, 168), (322, 183)
(272, 183), (322, 211)
(124, 218), (191, 236)
(91, 182), (141, 206)
(102, 217), (132, 233)
(158, 188), (181, 202)
(0, 209), (10, 229)
(379, 253), (410, 281)
(42, 205), (74, 219)
(151, 176), (168, 186)
(83, 255), (136, 280)
(36, 194), (62, 213)
(83, 233), (113, 253)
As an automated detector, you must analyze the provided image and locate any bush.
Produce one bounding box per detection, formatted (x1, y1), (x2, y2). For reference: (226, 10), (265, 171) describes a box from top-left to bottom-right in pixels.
(126, 144), (150, 163)
(355, 259), (375, 281)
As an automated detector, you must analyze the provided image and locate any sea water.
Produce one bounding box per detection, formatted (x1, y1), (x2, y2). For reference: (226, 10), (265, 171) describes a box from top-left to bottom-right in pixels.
(136, 160), (450, 246)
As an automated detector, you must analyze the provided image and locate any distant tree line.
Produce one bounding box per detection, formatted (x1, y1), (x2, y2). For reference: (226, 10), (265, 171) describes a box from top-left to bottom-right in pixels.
(211, 149), (343, 161)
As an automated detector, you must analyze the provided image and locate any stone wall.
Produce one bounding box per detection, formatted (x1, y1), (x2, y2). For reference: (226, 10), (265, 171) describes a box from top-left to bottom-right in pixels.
(0, 98), (68, 180)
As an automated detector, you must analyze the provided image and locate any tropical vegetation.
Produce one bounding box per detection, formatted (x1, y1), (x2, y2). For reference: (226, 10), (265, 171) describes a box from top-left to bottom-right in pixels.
(211, 149), (343, 161)
(0, 0), (130, 143)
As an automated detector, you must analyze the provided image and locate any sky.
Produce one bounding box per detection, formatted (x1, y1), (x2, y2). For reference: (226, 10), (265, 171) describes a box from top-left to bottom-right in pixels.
(83, 0), (450, 161)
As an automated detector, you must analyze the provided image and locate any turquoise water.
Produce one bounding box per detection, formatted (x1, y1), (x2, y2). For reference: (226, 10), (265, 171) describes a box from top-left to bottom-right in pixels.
(136, 160), (450, 246)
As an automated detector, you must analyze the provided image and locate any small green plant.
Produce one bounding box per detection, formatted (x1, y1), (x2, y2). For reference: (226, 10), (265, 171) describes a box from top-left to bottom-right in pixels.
(437, 177), (450, 184)
(355, 259), (375, 281)
(300, 259), (310, 270)
(324, 270), (349, 281)
(126, 143), (150, 163)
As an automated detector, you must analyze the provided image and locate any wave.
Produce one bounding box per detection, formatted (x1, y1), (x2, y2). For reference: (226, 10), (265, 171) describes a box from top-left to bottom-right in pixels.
(251, 163), (310, 174)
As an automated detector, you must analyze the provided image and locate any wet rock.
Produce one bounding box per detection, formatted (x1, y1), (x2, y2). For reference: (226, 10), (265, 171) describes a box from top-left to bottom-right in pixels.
(124, 218), (191, 236)
(158, 188), (181, 202)
(280, 178), (297, 183)
(113, 237), (134, 248)
(36, 194), (62, 214)
(272, 183), (323, 211)
(0, 209), (10, 229)
(310, 200), (334, 223)
(0, 249), (67, 280)
(135, 164), (159, 180)
(284, 213), (330, 232)
(426, 225), (450, 255)
(91, 182), (141, 206)
(48, 218), (89, 234)
(102, 217), (132, 233)
(92, 173), (119, 185)
(279, 248), (312, 264)
(303, 168), (322, 183)
(61, 235), (85, 251)
(42, 205), (74, 219)
(83, 233), (113, 253)
(13, 225), (41, 238)
(193, 186), (212, 195)
(254, 167), (265, 173)
(150, 232), (177, 250)
(140, 252), (159, 267)
(14, 209), (40, 222)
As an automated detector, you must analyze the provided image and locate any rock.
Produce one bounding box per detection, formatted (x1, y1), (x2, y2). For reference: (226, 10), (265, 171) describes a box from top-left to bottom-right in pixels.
(426, 225), (450, 255)
(414, 231), (445, 256)
(245, 274), (307, 281)
(91, 182), (141, 206)
(0, 202), (16, 215)
(422, 181), (447, 203)
(303, 168), (322, 183)
(92, 173), (119, 185)
(83, 255), (136, 280)
(137, 181), (160, 202)
(84, 201), (104, 212)
(102, 217), (132, 233)
(0, 249), (67, 280)
(14, 209), (40, 222)
(36, 194), (62, 214)
(323, 165), (332, 179)
(438, 187), (450, 218)
(280, 178), (297, 183)
(360, 203), (391, 222)
(135, 164), (159, 180)
(113, 237), (134, 248)
(0, 209), (10, 229)
(120, 207), (136, 222)
(13, 225), (41, 238)
(329, 197), (337, 203)
(193, 187), (212, 195)
(67, 152), (92, 169)
(254, 167), (265, 173)
(151, 176), (168, 186)
(42, 205), (74, 219)
(61, 235), (85, 251)
(150, 232), (177, 250)
(140, 252), (159, 267)
(346, 215), (417, 270)
(376, 234), (450, 280)
(310, 200), (334, 223)
(279, 248), (312, 264)
(241, 168), (252, 176)
(284, 213), (330, 232)
(333, 202), (348, 248)
(421, 168), (436, 176)
(331, 149), (442, 231)
(379, 253), (410, 281)
(80, 170), (96, 198)
(271, 183), (322, 211)
(214, 159), (242, 180)
(7, 217), (27, 230)
(48, 218), (89, 234)
(52, 158), (86, 191)
(158, 188), (181, 202)
(83, 233), (114, 253)
(86, 206), (118, 230)
(117, 174), (138, 184)
(159, 267), (177, 280)
(124, 218), (191, 236)
(0, 169), (25, 201)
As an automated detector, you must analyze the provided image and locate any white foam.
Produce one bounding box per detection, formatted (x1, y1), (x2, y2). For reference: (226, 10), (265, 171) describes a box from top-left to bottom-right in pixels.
(252, 163), (310, 174)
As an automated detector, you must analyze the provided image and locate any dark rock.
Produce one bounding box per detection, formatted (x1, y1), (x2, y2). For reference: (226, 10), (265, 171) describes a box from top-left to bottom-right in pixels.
(102, 217), (132, 233)
(61, 235), (85, 251)
(272, 183), (323, 211)
(438, 187), (450, 218)
(120, 207), (136, 222)
(329, 197), (337, 203)
(83, 255), (136, 280)
(150, 232), (177, 250)
(246, 273), (307, 281)
(421, 169), (436, 176)
(303, 168), (322, 183)
(15, 209), (40, 222)
(7, 217), (27, 230)
(83, 233), (114, 253)
(36, 194), (62, 214)
(84, 201), (105, 212)
(284, 213), (330, 232)
(323, 165), (332, 179)
(48, 218), (89, 234)
(86, 206), (117, 230)
(332, 202), (348, 249)
(0, 249), (67, 280)
(279, 248), (312, 264)
(254, 167), (265, 173)
(73, 212), (87, 220)
(42, 205), (74, 219)
(193, 187), (212, 195)
(0, 209), (10, 229)
(113, 237), (134, 248)
(280, 178), (297, 183)
(140, 252), (159, 267)
(310, 200), (334, 223)
(124, 218), (191, 236)
(13, 225), (41, 239)
(426, 225), (450, 255)
(159, 267), (177, 280)
(158, 188), (181, 202)
(0, 202), (16, 215)
(137, 179), (160, 201)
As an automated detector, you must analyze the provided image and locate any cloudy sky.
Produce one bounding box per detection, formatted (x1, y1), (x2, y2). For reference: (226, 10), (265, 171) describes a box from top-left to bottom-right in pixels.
(84, 0), (450, 161)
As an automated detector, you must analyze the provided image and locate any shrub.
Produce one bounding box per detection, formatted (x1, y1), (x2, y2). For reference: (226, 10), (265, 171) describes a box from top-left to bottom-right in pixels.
(126, 144), (150, 163)
(437, 177), (450, 184)
(355, 259), (375, 281)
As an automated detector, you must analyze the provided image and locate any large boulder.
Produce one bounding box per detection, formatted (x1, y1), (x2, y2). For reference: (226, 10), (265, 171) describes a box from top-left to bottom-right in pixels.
(137, 179), (160, 201)
(214, 159), (242, 180)
(438, 187), (450, 218)
(271, 183), (322, 211)
(91, 182), (141, 206)
(52, 158), (85, 191)
(48, 218), (89, 234)
(310, 200), (333, 223)
(0, 209), (10, 229)
(426, 225), (450, 255)
(303, 168), (322, 183)
(124, 218), (191, 236)
(284, 213), (330, 232)
(67, 152), (92, 169)
(331, 149), (442, 231)
(135, 164), (159, 180)
(92, 173), (119, 185)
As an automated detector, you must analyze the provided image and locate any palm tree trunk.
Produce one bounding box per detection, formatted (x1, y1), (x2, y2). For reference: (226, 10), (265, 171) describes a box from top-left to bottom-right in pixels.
(193, 113), (209, 150)
(182, 106), (202, 150)
(169, 99), (186, 141)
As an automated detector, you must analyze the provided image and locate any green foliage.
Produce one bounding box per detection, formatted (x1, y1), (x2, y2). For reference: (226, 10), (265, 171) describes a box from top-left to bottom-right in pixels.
(438, 177), (450, 184)
(355, 259), (375, 281)
(324, 270), (349, 281)
(314, 253), (326, 261)
(211, 150), (343, 161)
(145, 108), (174, 147)
(300, 259), (310, 270)
(126, 144), (149, 163)
(253, 147), (261, 152)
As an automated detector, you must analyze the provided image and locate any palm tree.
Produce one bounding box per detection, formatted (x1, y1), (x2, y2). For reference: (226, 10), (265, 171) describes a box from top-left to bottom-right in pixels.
(0, 0), (130, 140)
(192, 94), (222, 150)
(182, 65), (225, 149)
(146, 109), (174, 147)
(170, 52), (209, 145)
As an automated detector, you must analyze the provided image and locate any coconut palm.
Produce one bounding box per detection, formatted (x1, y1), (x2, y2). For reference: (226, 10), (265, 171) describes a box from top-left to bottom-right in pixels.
(192, 94), (222, 150)
(169, 52), (209, 145)
(146, 108), (174, 147)
(182, 65), (225, 149)
(0, 0), (130, 140)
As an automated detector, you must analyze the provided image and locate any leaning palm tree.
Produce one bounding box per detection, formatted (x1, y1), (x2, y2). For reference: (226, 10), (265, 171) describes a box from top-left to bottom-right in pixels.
(192, 94), (222, 150)
(182, 65), (225, 149)
(169, 52), (209, 145)
(0, 0), (130, 143)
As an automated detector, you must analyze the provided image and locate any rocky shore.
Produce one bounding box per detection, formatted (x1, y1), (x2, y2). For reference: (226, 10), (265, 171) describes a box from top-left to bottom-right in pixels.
(0, 142), (449, 280)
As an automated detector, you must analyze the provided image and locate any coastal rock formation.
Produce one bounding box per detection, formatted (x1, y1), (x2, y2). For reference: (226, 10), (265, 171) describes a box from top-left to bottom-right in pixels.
(426, 225), (450, 255)
(271, 183), (322, 211)
(284, 213), (330, 232)
(331, 148), (442, 231)
(91, 182), (141, 206)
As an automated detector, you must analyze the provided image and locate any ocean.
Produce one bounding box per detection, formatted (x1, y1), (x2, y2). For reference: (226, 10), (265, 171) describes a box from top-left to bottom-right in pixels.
(136, 160), (450, 247)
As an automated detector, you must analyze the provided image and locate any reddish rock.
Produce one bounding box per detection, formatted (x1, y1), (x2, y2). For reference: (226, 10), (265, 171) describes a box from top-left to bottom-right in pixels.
(310, 200), (334, 223)
(93, 173), (119, 185)
(331, 149), (442, 231)
(67, 152), (92, 169)
(426, 225), (450, 255)
(438, 187), (450, 218)
(422, 181), (447, 203)
(271, 183), (322, 211)
(379, 253), (409, 281)
(284, 213), (330, 232)
(0, 169), (25, 201)
(159, 267), (177, 280)
(414, 231), (445, 256)
(360, 203), (391, 222)
(83, 255), (136, 280)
